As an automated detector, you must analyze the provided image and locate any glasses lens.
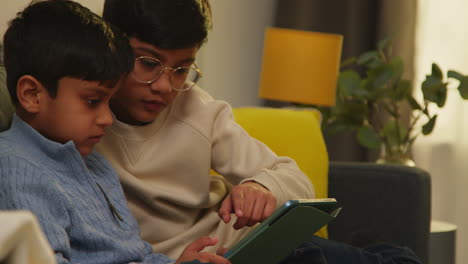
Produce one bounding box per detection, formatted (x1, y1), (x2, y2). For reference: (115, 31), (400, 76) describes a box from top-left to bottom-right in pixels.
(171, 67), (201, 91)
(133, 57), (162, 83)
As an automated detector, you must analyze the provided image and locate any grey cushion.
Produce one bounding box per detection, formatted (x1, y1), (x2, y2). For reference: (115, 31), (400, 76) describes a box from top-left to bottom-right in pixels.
(327, 161), (431, 264)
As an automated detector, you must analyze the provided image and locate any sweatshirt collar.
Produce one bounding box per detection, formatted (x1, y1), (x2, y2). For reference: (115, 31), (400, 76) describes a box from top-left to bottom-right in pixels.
(107, 106), (170, 141)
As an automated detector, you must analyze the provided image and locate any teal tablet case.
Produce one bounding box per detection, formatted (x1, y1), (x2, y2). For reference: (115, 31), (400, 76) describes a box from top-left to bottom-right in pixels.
(225, 199), (341, 264)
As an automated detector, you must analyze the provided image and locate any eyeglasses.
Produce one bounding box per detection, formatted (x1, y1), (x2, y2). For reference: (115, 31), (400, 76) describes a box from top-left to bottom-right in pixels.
(132, 56), (202, 92)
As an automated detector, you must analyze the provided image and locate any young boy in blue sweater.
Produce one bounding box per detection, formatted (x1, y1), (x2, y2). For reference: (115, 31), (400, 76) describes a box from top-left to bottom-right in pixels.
(0, 1), (229, 264)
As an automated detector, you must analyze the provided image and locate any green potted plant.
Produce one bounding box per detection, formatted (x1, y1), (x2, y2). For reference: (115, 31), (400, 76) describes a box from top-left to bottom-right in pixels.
(320, 39), (468, 166)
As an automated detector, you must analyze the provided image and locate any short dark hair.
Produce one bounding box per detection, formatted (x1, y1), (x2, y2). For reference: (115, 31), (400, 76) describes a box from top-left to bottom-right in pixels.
(3, 0), (134, 105)
(103, 0), (212, 49)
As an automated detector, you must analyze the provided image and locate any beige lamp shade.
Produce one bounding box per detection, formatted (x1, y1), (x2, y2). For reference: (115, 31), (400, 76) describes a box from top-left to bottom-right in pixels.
(258, 27), (343, 106)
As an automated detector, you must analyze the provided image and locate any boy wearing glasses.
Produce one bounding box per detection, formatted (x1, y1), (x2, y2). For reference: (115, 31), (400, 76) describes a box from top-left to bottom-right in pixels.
(96, 1), (423, 263)
(0, 1), (231, 263)
(96, 0), (315, 259)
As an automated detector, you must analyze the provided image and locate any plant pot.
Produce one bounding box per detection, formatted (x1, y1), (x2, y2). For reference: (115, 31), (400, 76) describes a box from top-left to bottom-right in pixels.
(376, 142), (415, 167)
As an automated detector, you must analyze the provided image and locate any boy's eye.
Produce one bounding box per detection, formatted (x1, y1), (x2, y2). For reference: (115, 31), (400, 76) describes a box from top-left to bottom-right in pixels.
(139, 58), (161, 70)
(174, 67), (190, 76)
(87, 99), (100, 106)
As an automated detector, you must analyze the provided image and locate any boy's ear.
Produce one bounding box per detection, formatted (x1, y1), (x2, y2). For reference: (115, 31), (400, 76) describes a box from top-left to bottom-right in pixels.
(16, 75), (48, 113)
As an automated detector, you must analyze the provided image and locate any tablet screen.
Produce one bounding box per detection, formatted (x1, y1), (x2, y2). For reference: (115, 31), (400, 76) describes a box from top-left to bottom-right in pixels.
(224, 198), (341, 263)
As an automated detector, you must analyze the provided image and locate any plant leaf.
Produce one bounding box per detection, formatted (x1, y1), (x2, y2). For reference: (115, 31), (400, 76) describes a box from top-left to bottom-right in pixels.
(356, 51), (379, 66)
(340, 57), (357, 68)
(421, 75), (447, 107)
(446, 70), (468, 99)
(367, 58), (384, 69)
(383, 120), (408, 147)
(406, 95), (422, 110)
(393, 80), (411, 101)
(432, 63), (444, 80)
(390, 57), (404, 81)
(382, 103), (399, 118)
(357, 125), (381, 148)
(422, 115), (437, 135)
(377, 37), (391, 52)
(448, 70), (464, 80)
(457, 76), (468, 99)
(338, 71), (367, 97)
(367, 64), (394, 91)
(335, 101), (368, 127)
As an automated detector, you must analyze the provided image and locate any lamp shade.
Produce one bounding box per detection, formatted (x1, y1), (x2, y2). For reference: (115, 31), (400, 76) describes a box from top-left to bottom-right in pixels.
(258, 27), (343, 106)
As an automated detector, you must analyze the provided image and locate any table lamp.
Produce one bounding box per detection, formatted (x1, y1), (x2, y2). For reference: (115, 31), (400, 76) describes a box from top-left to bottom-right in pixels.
(258, 27), (343, 106)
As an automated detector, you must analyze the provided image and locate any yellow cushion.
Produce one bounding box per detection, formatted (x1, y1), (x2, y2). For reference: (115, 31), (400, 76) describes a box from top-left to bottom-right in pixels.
(233, 107), (329, 238)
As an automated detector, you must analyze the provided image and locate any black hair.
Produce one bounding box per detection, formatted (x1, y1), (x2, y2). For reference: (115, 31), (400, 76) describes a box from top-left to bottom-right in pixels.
(103, 0), (212, 49)
(3, 0), (134, 105)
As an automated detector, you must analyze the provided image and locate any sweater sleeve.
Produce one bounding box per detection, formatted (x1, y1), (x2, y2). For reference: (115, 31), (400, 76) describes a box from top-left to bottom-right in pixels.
(0, 157), (72, 263)
(209, 103), (315, 207)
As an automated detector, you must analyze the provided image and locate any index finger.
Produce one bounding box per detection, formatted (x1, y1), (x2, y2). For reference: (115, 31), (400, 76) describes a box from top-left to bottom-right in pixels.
(262, 198), (277, 220)
(231, 188), (245, 217)
(218, 194), (233, 223)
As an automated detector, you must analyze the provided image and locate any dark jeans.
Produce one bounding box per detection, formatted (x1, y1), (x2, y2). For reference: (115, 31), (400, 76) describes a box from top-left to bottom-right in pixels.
(183, 236), (422, 264)
(280, 236), (423, 264)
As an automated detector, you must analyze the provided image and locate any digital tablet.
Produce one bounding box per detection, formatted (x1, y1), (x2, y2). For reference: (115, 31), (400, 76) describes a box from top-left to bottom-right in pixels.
(224, 198), (341, 264)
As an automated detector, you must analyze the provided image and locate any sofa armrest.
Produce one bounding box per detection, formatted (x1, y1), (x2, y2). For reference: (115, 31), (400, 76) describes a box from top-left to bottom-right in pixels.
(0, 210), (57, 263)
(327, 161), (431, 263)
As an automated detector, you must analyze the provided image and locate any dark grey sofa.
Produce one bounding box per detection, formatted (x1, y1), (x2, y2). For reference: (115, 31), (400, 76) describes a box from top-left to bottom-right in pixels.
(327, 162), (431, 264)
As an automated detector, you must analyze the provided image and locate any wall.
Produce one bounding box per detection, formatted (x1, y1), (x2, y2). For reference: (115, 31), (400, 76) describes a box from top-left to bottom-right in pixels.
(198, 0), (277, 107)
(413, 0), (468, 263)
(1, 0), (275, 108)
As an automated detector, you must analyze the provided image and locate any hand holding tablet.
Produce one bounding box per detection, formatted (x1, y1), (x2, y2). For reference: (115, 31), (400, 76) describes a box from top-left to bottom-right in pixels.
(224, 198), (341, 264)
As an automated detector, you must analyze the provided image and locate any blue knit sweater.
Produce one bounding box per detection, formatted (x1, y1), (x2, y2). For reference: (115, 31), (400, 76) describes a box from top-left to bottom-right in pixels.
(0, 115), (175, 264)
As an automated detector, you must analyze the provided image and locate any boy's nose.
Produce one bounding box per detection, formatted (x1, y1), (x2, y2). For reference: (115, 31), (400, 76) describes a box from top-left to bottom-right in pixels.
(97, 105), (113, 127)
(149, 71), (172, 94)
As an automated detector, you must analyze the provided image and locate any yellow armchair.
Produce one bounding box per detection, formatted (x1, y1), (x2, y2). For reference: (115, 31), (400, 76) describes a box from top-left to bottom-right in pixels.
(233, 107), (329, 237)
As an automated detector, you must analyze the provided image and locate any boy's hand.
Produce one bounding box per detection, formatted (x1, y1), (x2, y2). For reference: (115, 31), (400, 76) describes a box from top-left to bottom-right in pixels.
(176, 236), (231, 264)
(216, 246), (229, 256)
(218, 181), (276, 229)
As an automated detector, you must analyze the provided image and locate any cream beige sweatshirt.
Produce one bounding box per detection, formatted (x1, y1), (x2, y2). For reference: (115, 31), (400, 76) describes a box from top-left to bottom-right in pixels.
(96, 86), (315, 258)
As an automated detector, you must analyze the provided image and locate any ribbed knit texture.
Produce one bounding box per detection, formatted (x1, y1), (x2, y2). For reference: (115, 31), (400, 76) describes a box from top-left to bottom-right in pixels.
(0, 115), (175, 264)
